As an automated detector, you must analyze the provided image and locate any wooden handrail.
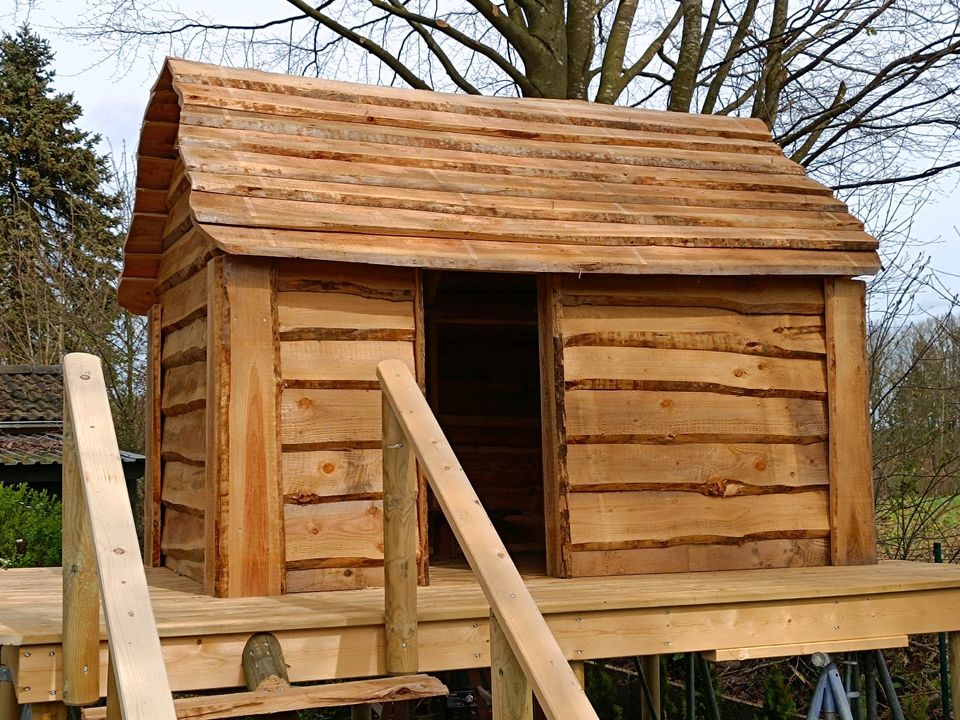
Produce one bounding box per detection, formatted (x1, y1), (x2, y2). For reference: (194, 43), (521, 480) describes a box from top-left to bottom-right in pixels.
(62, 353), (177, 718)
(377, 359), (598, 720)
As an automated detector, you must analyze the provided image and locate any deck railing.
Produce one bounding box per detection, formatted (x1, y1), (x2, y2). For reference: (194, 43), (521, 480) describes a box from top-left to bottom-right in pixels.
(377, 359), (599, 720)
(61, 353), (177, 718)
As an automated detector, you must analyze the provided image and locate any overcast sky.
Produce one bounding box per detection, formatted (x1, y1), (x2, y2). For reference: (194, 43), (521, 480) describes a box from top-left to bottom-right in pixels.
(4, 0), (959, 313)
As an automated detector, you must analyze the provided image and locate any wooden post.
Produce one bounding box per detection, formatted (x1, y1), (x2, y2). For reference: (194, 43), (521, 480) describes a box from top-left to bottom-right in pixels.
(205, 256), (285, 597)
(28, 703), (67, 720)
(143, 303), (163, 567)
(825, 279), (876, 565)
(641, 655), (661, 720)
(382, 396), (420, 675)
(491, 613), (533, 720)
(0, 663), (18, 720)
(242, 634), (290, 692)
(950, 631), (960, 720)
(106, 655), (121, 720)
(570, 661), (585, 689)
(62, 379), (102, 707)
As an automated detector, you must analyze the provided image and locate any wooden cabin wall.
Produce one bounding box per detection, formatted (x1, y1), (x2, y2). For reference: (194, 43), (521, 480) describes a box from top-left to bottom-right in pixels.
(541, 275), (856, 577)
(144, 156), (212, 586)
(153, 263), (209, 584)
(276, 260), (423, 592)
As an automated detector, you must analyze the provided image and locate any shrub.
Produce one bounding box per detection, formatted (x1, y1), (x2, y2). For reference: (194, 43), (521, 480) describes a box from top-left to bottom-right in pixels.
(756, 670), (799, 720)
(0, 482), (61, 568)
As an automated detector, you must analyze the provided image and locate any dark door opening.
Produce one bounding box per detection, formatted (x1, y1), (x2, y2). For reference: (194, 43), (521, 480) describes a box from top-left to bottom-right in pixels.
(424, 271), (545, 568)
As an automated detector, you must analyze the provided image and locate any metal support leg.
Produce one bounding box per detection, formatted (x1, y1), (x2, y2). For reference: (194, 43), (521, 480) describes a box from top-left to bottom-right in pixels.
(874, 651), (905, 720)
(696, 655), (721, 720)
(862, 652), (878, 720)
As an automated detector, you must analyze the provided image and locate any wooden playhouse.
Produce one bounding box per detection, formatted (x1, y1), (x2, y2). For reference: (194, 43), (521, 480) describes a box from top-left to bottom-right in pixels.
(2, 58), (960, 718)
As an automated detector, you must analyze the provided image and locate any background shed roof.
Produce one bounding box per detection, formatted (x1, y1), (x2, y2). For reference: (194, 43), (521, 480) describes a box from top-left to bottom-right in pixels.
(119, 59), (880, 313)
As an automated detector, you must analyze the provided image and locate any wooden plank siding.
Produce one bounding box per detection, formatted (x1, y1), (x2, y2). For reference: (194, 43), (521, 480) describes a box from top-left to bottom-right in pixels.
(276, 261), (422, 591)
(554, 275), (833, 575)
(157, 265), (208, 585)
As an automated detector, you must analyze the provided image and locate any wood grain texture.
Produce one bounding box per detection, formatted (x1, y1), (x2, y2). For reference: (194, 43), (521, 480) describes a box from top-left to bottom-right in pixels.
(705, 635), (908, 662)
(285, 567), (385, 592)
(825, 279), (876, 566)
(537, 275), (571, 578)
(205, 256), (284, 597)
(284, 501), (384, 565)
(382, 397), (419, 674)
(563, 345), (826, 397)
(144, 304), (163, 568)
(61, 402), (101, 707)
(120, 58), (879, 303)
(83, 674), (447, 720)
(562, 306), (826, 357)
(566, 391), (828, 443)
(161, 317), (207, 369)
(161, 408), (206, 464)
(566, 443), (828, 494)
(281, 388), (381, 447)
(281, 340), (414, 382)
(570, 540), (831, 576)
(567, 491), (829, 548)
(204, 225), (881, 279)
(278, 292), (415, 333)
(62, 354), (177, 718)
(283, 449), (382, 501)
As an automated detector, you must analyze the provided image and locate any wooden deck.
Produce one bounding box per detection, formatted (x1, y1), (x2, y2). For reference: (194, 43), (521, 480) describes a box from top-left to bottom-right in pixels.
(3, 560), (960, 704)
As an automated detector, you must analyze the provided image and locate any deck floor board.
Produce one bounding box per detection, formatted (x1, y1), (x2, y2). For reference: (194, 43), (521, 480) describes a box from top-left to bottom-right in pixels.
(2, 559), (960, 645)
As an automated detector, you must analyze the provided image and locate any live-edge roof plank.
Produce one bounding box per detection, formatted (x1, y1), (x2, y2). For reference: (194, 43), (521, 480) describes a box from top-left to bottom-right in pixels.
(119, 57), (880, 314)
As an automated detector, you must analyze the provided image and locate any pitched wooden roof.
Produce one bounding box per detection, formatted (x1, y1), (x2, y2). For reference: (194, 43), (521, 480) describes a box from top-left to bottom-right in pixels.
(119, 58), (879, 313)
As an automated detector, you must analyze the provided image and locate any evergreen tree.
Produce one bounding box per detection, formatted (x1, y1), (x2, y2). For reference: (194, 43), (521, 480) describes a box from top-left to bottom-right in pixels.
(0, 26), (123, 365)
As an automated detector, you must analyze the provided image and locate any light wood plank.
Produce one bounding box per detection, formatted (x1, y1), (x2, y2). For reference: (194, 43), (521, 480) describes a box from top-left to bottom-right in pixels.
(281, 340), (414, 382)
(280, 388), (382, 446)
(161, 462), (205, 514)
(62, 353), (177, 718)
(570, 539), (831, 575)
(161, 361), (206, 414)
(565, 391), (828, 443)
(283, 449), (382, 501)
(284, 501), (384, 564)
(563, 345), (826, 396)
(567, 491), (830, 548)
(190, 191), (873, 251)
(278, 292), (415, 333)
(83, 675), (446, 720)
(286, 567), (385, 592)
(705, 635), (908, 662)
(160, 270), (206, 330)
(202, 225), (880, 278)
(161, 317), (207, 369)
(562, 305), (826, 357)
(161, 408), (206, 464)
(825, 279), (876, 565)
(559, 275), (824, 314)
(566, 443), (828, 494)
(191, 171), (860, 231)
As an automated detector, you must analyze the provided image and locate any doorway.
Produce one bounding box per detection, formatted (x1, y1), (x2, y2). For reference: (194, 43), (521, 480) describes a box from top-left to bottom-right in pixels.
(423, 271), (545, 568)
